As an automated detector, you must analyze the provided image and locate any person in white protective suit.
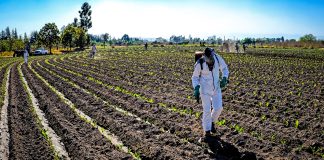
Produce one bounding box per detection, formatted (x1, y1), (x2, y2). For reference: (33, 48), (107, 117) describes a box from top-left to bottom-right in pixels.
(23, 48), (29, 64)
(192, 47), (229, 141)
(91, 43), (97, 58)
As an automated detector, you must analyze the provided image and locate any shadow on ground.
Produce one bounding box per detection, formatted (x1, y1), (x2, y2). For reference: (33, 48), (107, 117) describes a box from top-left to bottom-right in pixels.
(202, 135), (257, 160)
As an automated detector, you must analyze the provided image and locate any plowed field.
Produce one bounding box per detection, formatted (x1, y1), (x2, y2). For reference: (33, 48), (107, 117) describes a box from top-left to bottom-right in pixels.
(0, 46), (323, 159)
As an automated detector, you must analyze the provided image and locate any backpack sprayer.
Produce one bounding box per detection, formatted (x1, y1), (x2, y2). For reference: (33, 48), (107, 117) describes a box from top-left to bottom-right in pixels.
(194, 48), (229, 103)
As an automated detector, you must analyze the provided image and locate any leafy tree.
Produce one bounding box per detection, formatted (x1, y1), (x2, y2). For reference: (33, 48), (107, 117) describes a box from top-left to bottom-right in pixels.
(23, 32), (29, 45)
(5, 27), (11, 40)
(299, 34), (316, 42)
(73, 17), (79, 27)
(38, 23), (60, 54)
(2, 27), (15, 51)
(30, 31), (38, 44)
(216, 38), (223, 45)
(169, 35), (185, 44)
(86, 34), (91, 47)
(110, 37), (117, 46)
(75, 27), (87, 49)
(288, 39), (296, 42)
(121, 34), (130, 43)
(193, 37), (201, 43)
(155, 37), (167, 43)
(12, 28), (18, 39)
(0, 30), (5, 40)
(102, 33), (110, 48)
(256, 38), (265, 46)
(79, 2), (92, 31)
(207, 35), (217, 44)
(0, 40), (9, 52)
(12, 39), (24, 51)
(242, 37), (253, 45)
(61, 24), (76, 50)
(0, 39), (23, 52)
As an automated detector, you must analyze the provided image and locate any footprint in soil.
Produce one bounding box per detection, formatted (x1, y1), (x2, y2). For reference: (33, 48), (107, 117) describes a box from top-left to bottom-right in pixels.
(201, 136), (257, 160)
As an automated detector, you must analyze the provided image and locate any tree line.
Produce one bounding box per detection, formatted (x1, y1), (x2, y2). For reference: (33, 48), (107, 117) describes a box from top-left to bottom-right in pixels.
(1, 2), (323, 54)
(0, 2), (93, 54)
(241, 34), (324, 48)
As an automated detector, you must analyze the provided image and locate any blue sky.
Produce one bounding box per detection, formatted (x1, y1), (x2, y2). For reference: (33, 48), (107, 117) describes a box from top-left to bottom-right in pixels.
(1, 0), (324, 39)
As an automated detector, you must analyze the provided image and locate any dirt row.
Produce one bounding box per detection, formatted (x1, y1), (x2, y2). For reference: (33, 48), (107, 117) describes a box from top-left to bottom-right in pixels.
(38, 57), (283, 159)
(0, 64), (8, 84)
(66, 55), (192, 98)
(51, 55), (323, 159)
(0, 63), (10, 109)
(64, 55), (323, 148)
(51, 57), (309, 149)
(51, 57), (197, 118)
(70, 54), (324, 124)
(31, 59), (215, 159)
(21, 63), (131, 159)
(7, 63), (53, 159)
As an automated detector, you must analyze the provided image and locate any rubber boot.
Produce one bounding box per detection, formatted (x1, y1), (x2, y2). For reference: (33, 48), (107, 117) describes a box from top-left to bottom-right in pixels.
(211, 122), (216, 133)
(199, 131), (211, 143)
(204, 131), (212, 142)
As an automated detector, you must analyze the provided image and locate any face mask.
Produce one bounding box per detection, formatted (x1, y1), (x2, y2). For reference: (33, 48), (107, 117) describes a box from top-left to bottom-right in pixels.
(205, 56), (214, 71)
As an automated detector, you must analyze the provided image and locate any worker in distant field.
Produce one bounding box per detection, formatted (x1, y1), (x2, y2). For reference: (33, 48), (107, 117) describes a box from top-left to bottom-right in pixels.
(243, 43), (247, 53)
(235, 42), (240, 53)
(192, 47), (229, 142)
(144, 42), (148, 50)
(23, 47), (29, 64)
(91, 43), (97, 58)
(223, 42), (230, 53)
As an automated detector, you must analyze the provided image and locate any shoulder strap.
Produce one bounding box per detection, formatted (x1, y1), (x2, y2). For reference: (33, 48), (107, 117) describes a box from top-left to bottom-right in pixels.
(211, 48), (220, 67)
(214, 53), (226, 78)
(199, 58), (204, 70)
(198, 58), (204, 77)
(214, 53), (220, 66)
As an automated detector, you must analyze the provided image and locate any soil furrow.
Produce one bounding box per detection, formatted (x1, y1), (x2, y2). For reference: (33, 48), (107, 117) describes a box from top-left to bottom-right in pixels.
(21, 62), (132, 160)
(32, 58), (213, 159)
(7, 63), (53, 159)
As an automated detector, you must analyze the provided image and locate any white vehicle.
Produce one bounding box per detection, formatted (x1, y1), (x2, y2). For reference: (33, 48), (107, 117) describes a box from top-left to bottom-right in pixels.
(34, 48), (48, 55)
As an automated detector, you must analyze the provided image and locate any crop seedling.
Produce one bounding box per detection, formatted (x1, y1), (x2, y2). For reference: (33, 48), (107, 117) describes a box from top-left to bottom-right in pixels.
(265, 101), (270, 107)
(261, 115), (267, 121)
(194, 112), (202, 119)
(295, 119), (299, 129)
(233, 124), (244, 134)
(271, 134), (276, 142)
(280, 139), (287, 145)
(258, 102), (262, 107)
(284, 120), (289, 127)
(216, 119), (226, 126)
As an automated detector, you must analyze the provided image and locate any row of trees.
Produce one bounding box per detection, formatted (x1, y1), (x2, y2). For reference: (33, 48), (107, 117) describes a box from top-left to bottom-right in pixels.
(0, 27), (28, 52)
(88, 33), (323, 48)
(0, 2), (93, 54)
(241, 34), (317, 45)
(87, 34), (220, 46)
(241, 34), (323, 48)
(168, 35), (222, 45)
(1, 0), (322, 54)
(49, 2), (93, 53)
(89, 33), (149, 47)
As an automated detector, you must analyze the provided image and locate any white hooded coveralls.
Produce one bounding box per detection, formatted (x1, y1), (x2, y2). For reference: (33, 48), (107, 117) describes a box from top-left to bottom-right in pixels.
(23, 49), (28, 64)
(91, 45), (97, 58)
(192, 51), (229, 132)
(92, 45), (97, 53)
